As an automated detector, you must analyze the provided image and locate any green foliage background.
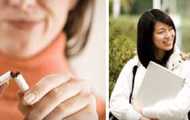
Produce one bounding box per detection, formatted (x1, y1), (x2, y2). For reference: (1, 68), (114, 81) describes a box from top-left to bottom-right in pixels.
(109, 16), (138, 96)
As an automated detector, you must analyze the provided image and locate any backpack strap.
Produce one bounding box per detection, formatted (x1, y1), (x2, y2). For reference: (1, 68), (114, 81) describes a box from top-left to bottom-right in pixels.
(129, 65), (138, 104)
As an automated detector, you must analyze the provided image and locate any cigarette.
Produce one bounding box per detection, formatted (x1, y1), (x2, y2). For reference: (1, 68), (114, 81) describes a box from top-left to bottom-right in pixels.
(13, 73), (29, 92)
(0, 71), (29, 92)
(0, 71), (11, 86)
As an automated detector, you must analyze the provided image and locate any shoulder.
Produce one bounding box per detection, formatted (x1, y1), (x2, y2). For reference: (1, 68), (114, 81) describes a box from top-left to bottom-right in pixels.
(167, 50), (190, 77)
(167, 50), (184, 70)
(125, 55), (139, 68)
(180, 60), (190, 83)
(122, 55), (139, 71)
(116, 55), (139, 80)
(182, 60), (190, 71)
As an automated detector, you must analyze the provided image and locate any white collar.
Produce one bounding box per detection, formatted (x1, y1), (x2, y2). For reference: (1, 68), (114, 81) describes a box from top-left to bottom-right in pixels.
(166, 50), (183, 71)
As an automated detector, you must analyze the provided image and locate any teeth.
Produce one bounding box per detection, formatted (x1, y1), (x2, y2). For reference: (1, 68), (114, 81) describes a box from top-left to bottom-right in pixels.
(163, 40), (172, 46)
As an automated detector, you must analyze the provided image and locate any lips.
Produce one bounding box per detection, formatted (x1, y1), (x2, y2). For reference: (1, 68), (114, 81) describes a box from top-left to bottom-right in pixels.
(6, 20), (43, 30)
(163, 40), (173, 46)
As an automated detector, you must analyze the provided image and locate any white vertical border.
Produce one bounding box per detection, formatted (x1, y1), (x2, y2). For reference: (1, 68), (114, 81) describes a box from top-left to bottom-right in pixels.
(106, 0), (109, 119)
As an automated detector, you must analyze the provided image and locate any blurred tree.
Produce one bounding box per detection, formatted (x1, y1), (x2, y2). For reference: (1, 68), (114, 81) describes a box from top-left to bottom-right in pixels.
(120, 0), (135, 14)
(109, 16), (137, 96)
(110, 0), (152, 16)
(130, 0), (152, 14)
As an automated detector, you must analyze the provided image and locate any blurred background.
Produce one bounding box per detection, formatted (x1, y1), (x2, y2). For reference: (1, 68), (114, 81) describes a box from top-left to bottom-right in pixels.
(109, 0), (190, 96)
(69, 0), (106, 98)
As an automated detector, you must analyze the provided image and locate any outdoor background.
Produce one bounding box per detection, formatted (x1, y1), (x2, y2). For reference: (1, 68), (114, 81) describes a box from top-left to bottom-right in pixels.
(109, 0), (190, 96)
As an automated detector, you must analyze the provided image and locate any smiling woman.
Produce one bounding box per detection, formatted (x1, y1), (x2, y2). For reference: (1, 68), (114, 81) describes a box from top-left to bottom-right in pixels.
(0, 0), (84, 58)
(110, 9), (190, 120)
(0, 0), (105, 120)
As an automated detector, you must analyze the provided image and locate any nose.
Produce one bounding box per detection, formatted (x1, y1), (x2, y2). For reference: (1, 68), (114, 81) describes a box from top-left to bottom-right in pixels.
(8, 0), (36, 10)
(165, 30), (173, 39)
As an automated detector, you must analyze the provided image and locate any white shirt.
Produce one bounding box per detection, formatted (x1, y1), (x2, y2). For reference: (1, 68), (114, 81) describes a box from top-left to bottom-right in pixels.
(110, 52), (190, 120)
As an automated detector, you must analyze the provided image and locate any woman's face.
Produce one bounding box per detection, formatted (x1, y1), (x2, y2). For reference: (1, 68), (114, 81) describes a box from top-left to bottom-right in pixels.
(153, 21), (175, 52)
(0, 0), (76, 58)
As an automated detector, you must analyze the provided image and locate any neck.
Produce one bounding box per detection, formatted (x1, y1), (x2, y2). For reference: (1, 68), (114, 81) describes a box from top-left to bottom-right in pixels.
(0, 33), (72, 80)
(154, 48), (166, 61)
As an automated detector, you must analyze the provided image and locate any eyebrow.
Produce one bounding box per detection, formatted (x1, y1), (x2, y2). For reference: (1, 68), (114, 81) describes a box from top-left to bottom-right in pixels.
(156, 26), (173, 31)
(155, 28), (166, 32)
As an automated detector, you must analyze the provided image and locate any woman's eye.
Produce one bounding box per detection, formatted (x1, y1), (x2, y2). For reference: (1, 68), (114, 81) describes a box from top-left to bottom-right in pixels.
(157, 31), (164, 34)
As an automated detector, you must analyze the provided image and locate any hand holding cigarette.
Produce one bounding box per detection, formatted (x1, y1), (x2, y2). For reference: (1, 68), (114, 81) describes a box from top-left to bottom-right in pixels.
(0, 72), (98, 120)
(19, 74), (98, 120)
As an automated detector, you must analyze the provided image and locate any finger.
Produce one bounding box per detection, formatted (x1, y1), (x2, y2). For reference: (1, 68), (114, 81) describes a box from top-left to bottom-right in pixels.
(43, 90), (95, 120)
(18, 100), (31, 115)
(17, 91), (31, 115)
(0, 83), (8, 95)
(26, 79), (85, 120)
(64, 95), (98, 120)
(23, 74), (71, 105)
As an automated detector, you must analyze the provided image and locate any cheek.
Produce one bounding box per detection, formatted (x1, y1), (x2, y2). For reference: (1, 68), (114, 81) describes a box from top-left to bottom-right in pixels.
(153, 35), (164, 48)
(47, 8), (69, 35)
(42, 1), (70, 36)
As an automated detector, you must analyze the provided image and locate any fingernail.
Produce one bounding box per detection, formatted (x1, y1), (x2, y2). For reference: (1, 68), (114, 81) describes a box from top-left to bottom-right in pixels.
(24, 93), (36, 105)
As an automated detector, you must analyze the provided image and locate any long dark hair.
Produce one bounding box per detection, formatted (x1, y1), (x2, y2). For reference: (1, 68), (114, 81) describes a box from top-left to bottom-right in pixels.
(137, 9), (176, 68)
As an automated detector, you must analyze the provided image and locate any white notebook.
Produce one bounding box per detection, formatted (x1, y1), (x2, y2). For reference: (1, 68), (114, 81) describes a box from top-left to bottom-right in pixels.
(134, 61), (185, 108)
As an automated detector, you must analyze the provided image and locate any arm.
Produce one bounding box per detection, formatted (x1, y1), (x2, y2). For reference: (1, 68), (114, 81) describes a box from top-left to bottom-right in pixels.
(110, 58), (142, 120)
(95, 95), (106, 120)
